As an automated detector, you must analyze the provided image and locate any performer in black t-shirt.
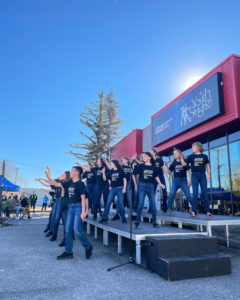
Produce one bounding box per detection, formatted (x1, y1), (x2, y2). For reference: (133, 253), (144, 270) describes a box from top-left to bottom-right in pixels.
(164, 148), (193, 214)
(112, 156), (132, 221)
(181, 142), (212, 217)
(78, 159), (109, 220)
(133, 152), (165, 228)
(54, 166), (93, 260)
(100, 160), (127, 223)
(82, 163), (96, 213)
(151, 149), (170, 212)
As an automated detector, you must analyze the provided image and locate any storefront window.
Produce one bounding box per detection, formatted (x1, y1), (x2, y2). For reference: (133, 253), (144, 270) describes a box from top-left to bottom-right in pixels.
(208, 145), (231, 215)
(210, 145), (230, 190)
(209, 136), (226, 149)
(229, 140), (240, 192)
(229, 130), (240, 143)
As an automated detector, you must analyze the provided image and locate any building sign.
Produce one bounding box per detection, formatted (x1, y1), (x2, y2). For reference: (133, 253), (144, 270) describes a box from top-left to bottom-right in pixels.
(152, 72), (224, 146)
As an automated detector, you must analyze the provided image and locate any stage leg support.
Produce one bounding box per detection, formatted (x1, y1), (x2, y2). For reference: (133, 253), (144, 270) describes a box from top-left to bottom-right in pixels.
(200, 225), (203, 232)
(225, 225), (230, 248)
(103, 229), (109, 246)
(178, 222), (183, 229)
(118, 235), (122, 254)
(207, 224), (212, 236)
(94, 226), (98, 239)
(87, 223), (91, 235)
(136, 240), (141, 265)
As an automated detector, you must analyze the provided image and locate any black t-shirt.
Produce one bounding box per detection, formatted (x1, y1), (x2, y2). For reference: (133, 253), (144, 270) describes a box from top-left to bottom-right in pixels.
(61, 180), (72, 198)
(82, 169), (96, 185)
(133, 163), (158, 184)
(169, 160), (188, 178)
(50, 185), (62, 199)
(68, 180), (86, 203)
(185, 154), (209, 173)
(154, 157), (164, 175)
(122, 165), (131, 182)
(93, 167), (106, 184)
(107, 169), (126, 188)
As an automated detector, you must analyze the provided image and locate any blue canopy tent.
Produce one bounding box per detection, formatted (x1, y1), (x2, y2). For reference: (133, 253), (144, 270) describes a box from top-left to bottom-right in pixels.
(0, 175), (20, 192)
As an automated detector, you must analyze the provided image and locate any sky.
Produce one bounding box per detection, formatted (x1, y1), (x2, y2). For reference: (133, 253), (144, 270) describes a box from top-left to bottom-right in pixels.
(0, 0), (240, 188)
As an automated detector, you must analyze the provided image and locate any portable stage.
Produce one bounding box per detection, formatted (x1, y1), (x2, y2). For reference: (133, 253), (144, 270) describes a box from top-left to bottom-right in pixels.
(132, 210), (240, 248)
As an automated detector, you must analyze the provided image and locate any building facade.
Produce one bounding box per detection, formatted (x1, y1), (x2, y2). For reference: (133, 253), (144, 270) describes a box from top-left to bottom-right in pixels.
(111, 54), (240, 216)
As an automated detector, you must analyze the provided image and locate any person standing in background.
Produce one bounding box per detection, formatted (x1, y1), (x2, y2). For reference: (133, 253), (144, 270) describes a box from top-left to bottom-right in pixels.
(21, 192), (31, 219)
(42, 194), (49, 211)
(30, 192), (38, 213)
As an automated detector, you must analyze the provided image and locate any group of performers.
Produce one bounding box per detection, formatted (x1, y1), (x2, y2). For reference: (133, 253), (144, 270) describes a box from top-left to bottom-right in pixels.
(35, 141), (211, 260)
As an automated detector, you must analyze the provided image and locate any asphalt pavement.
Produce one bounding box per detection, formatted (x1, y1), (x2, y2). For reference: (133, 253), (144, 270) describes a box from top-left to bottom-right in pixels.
(0, 213), (240, 300)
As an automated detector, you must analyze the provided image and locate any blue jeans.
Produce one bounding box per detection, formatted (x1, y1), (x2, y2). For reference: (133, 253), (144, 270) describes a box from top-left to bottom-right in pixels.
(53, 197), (69, 239)
(192, 172), (210, 213)
(137, 182), (156, 224)
(65, 203), (92, 253)
(116, 182), (131, 214)
(93, 182), (109, 218)
(103, 187), (125, 220)
(167, 177), (192, 210)
(50, 198), (60, 233)
(86, 183), (95, 210)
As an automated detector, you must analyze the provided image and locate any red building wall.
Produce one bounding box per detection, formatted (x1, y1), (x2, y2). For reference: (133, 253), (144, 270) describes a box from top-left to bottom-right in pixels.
(152, 54), (240, 154)
(110, 129), (143, 161)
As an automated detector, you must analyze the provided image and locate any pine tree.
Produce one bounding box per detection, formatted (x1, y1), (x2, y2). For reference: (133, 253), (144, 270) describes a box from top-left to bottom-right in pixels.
(68, 90), (122, 163)
(104, 90), (123, 159)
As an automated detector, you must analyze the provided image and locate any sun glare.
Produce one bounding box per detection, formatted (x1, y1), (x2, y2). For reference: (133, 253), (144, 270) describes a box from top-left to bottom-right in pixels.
(183, 75), (202, 91)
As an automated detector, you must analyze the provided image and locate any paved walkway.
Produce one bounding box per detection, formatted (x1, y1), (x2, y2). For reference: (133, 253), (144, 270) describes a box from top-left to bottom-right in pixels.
(0, 214), (240, 300)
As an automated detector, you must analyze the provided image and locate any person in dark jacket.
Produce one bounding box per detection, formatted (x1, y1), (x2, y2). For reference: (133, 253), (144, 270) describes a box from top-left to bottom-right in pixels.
(21, 193), (31, 219)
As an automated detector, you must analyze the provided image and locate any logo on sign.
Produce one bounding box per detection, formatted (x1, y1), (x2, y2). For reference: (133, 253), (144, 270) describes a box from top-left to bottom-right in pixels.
(180, 88), (213, 127)
(155, 118), (173, 135)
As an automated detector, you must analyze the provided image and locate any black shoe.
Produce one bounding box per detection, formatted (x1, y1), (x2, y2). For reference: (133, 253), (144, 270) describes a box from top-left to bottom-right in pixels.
(46, 232), (52, 237)
(122, 218), (127, 223)
(111, 214), (120, 221)
(85, 245), (93, 259)
(135, 222), (139, 229)
(50, 236), (56, 242)
(57, 252), (73, 260)
(59, 240), (65, 247)
(99, 218), (107, 223)
(28, 216), (31, 219)
(43, 227), (49, 233)
(153, 223), (159, 228)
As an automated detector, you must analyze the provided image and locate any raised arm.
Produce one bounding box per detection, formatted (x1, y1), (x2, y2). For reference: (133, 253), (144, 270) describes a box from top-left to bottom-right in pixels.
(44, 170), (62, 188)
(35, 178), (51, 188)
(75, 162), (90, 172)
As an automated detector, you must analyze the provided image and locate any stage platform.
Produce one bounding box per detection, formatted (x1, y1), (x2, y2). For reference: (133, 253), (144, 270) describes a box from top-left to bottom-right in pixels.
(130, 210), (240, 248)
(84, 216), (208, 264)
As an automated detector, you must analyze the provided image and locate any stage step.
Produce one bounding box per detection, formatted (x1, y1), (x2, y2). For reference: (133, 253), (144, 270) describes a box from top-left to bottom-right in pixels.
(146, 234), (218, 258)
(154, 254), (231, 281)
(146, 235), (231, 281)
